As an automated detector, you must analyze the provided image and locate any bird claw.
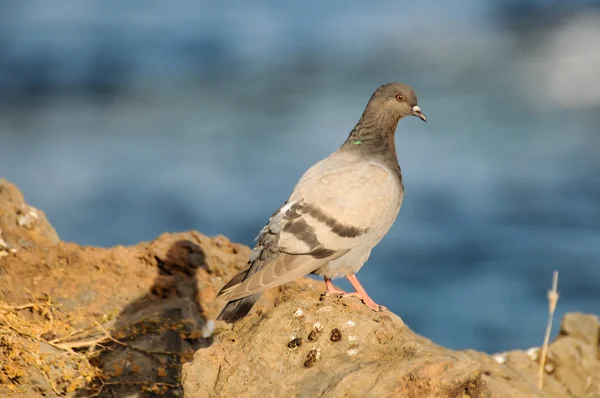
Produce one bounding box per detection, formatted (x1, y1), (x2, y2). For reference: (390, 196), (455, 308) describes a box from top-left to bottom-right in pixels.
(339, 292), (387, 312)
(323, 275), (386, 311)
(323, 277), (347, 297)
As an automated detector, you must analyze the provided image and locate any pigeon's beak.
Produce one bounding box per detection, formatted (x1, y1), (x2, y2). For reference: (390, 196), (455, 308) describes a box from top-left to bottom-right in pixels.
(411, 105), (427, 123)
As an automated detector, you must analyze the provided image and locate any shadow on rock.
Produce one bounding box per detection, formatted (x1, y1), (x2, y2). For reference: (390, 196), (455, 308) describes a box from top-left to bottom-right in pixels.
(79, 240), (213, 398)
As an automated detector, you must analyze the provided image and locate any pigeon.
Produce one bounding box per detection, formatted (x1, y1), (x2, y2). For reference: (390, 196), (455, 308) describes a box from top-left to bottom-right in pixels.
(217, 82), (427, 323)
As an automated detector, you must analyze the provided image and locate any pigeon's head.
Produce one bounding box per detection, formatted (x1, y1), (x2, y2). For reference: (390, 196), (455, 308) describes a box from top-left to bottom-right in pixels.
(369, 82), (427, 123)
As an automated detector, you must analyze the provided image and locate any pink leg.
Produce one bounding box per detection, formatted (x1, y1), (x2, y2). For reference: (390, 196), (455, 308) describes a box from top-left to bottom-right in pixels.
(323, 277), (347, 296)
(342, 274), (387, 312)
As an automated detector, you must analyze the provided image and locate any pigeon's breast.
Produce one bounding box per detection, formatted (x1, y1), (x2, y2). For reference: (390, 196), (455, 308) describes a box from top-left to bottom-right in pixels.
(291, 153), (403, 227)
(302, 157), (403, 278)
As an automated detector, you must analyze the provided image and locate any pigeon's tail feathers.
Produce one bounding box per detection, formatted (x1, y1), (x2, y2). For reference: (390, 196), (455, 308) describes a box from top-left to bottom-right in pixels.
(217, 293), (262, 323)
(216, 262), (261, 323)
(217, 262), (251, 298)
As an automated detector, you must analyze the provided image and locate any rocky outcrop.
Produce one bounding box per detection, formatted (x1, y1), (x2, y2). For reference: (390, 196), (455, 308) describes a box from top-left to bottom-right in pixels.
(0, 178), (59, 252)
(0, 179), (278, 397)
(1, 179), (599, 397)
(182, 289), (600, 398)
(184, 288), (486, 397)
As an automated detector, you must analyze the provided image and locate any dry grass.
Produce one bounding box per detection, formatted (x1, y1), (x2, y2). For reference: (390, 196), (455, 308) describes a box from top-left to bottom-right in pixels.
(538, 271), (559, 390)
(0, 297), (102, 395)
(0, 296), (195, 396)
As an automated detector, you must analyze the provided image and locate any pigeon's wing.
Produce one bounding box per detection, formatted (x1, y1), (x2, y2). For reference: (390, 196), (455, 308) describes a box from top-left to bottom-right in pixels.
(217, 199), (345, 301)
(285, 154), (403, 251)
(218, 154), (401, 300)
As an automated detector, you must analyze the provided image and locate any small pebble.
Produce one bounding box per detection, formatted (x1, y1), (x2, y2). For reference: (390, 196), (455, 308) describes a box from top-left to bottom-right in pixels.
(288, 337), (303, 350)
(526, 347), (539, 361)
(331, 328), (342, 342)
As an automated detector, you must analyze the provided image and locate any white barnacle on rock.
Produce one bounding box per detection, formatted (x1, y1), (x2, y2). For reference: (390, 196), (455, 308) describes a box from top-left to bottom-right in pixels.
(293, 308), (304, 318)
(313, 322), (323, 331)
(202, 320), (216, 338)
(346, 320), (356, 327)
(348, 335), (358, 343)
(347, 348), (358, 356)
(17, 206), (39, 228)
(526, 347), (540, 361)
(492, 353), (507, 364)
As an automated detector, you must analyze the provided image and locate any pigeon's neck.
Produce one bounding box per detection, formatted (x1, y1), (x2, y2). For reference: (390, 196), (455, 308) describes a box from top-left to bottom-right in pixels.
(340, 107), (403, 186)
(341, 107), (400, 156)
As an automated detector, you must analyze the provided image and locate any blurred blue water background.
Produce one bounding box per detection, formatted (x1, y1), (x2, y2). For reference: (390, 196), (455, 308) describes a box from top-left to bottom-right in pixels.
(1, 1), (599, 353)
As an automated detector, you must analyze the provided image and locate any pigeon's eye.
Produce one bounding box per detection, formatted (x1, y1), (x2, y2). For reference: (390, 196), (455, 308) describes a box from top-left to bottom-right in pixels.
(395, 94), (403, 102)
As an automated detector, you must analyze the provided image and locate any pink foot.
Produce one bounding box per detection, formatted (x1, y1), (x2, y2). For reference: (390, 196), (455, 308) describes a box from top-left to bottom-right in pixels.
(344, 274), (387, 312)
(323, 277), (347, 296)
(339, 292), (387, 311)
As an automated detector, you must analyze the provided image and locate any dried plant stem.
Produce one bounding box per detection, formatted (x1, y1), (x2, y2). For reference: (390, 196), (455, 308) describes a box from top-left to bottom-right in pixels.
(93, 321), (178, 357)
(538, 271), (559, 389)
(50, 323), (101, 344)
(0, 312), (84, 357)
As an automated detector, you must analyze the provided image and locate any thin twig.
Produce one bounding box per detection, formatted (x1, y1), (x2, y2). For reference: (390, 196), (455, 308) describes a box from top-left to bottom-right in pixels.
(56, 336), (109, 350)
(93, 321), (178, 358)
(538, 271), (559, 389)
(0, 303), (37, 311)
(50, 323), (102, 344)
